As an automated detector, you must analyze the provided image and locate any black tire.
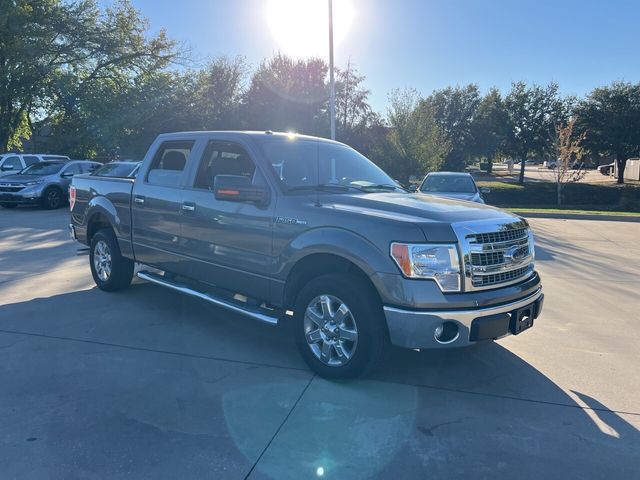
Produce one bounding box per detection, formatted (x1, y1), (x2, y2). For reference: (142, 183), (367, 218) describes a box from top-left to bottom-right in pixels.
(41, 186), (64, 209)
(0, 203), (17, 209)
(293, 273), (388, 379)
(89, 228), (134, 292)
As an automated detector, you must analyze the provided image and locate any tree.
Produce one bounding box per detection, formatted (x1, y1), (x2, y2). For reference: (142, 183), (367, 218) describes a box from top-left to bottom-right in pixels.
(472, 88), (509, 173)
(243, 54), (328, 135)
(503, 82), (566, 184)
(574, 82), (640, 184)
(551, 118), (586, 206)
(382, 88), (450, 183)
(0, 0), (178, 151)
(420, 85), (481, 171)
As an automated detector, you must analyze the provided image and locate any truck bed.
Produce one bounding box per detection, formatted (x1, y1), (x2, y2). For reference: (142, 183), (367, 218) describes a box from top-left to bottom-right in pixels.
(70, 175), (135, 253)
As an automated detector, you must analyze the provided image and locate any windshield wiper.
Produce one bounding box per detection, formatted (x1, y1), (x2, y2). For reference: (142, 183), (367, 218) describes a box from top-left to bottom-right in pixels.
(287, 184), (355, 193)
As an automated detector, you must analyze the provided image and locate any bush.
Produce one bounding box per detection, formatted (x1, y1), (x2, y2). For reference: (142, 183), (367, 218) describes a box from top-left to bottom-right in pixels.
(477, 181), (640, 212)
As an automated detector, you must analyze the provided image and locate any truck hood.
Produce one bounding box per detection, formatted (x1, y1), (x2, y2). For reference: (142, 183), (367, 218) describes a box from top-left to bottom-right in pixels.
(321, 192), (520, 240)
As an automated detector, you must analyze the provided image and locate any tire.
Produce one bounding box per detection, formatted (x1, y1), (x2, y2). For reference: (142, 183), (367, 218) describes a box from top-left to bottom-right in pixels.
(0, 203), (17, 209)
(89, 228), (134, 292)
(41, 186), (64, 209)
(293, 273), (388, 378)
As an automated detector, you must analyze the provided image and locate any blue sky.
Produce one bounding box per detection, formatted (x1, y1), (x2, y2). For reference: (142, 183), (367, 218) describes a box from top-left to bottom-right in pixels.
(114, 0), (640, 113)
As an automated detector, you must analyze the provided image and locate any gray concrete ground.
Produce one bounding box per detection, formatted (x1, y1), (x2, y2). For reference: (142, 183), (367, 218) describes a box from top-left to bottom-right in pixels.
(0, 207), (639, 479)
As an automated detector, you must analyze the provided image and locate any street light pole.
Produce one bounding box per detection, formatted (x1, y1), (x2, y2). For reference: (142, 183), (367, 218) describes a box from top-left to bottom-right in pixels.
(328, 0), (336, 140)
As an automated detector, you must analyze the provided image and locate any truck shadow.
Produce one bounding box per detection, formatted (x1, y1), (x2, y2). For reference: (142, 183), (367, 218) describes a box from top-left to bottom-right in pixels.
(0, 285), (638, 479)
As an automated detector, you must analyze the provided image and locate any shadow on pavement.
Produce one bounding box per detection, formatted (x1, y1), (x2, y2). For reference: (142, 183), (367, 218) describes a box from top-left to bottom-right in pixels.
(0, 285), (639, 479)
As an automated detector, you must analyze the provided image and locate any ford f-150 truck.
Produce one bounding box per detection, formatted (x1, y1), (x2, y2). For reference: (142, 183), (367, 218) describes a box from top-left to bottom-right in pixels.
(70, 131), (543, 378)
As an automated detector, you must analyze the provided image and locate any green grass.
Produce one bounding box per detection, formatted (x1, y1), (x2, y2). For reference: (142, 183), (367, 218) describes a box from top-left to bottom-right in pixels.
(505, 207), (640, 217)
(476, 180), (640, 212)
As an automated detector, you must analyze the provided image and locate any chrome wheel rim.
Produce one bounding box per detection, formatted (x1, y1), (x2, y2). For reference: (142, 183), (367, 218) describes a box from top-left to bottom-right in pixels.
(93, 240), (112, 282)
(303, 294), (358, 367)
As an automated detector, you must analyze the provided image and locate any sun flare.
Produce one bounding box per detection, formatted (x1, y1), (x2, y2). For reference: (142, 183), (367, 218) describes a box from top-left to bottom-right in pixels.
(266, 0), (354, 58)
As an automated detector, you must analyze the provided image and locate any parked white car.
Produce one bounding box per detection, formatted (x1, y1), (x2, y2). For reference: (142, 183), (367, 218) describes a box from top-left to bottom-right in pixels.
(0, 153), (70, 177)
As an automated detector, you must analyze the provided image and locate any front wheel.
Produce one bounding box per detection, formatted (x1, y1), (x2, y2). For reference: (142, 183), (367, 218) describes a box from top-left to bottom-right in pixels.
(89, 228), (134, 291)
(293, 274), (388, 378)
(41, 187), (64, 209)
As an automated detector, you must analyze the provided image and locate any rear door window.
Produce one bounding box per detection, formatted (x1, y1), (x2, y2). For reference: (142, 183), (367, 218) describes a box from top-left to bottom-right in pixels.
(23, 156), (40, 166)
(146, 141), (194, 187)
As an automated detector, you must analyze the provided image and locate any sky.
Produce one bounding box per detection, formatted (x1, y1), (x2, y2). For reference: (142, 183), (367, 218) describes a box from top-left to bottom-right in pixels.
(110, 0), (640, 113)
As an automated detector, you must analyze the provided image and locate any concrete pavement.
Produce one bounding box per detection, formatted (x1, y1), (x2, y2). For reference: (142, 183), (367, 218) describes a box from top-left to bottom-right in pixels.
(0, 207), (638, 479)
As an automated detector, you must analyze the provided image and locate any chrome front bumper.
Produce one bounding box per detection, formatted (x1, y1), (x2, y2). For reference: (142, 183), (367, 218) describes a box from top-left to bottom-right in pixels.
(383, 287), (543, 349)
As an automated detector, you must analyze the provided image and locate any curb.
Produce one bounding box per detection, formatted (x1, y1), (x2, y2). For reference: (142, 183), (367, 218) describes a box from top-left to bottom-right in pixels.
(513, 211), (640, 223)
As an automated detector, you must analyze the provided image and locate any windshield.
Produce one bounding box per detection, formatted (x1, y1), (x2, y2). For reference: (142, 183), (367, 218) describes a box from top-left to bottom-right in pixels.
(19, 162), (64, 175)
(420, 175), (477, 194)
(259, 137), (400, 192)
(93, 162), (139, 178)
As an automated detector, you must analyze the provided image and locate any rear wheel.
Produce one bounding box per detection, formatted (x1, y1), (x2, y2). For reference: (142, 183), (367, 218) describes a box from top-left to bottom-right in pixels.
(293, 274), (388, 378)
(41, 187), (64, 209)
(89, 228), (134, 291)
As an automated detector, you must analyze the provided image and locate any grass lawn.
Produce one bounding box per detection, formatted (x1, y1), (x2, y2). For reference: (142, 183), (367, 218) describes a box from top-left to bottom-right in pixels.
(505, 207), (640, 217)
(476, 179), (640, 212)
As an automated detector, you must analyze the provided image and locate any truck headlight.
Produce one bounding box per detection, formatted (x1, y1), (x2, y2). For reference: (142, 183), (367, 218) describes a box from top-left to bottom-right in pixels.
(390, 243), (461, 292)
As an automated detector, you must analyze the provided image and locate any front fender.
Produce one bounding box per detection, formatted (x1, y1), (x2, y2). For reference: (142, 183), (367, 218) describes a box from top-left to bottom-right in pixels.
(276, 227), (397, 279)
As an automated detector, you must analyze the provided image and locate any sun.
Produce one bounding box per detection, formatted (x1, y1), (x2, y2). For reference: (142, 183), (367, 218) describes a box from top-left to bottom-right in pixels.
(266, 0), (354, 58)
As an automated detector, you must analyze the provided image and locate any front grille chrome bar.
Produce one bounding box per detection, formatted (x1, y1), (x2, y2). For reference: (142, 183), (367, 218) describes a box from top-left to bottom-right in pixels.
(453, 218), (535, 291)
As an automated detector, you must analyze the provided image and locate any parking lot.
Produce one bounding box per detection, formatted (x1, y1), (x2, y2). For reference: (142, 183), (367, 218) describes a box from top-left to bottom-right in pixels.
(1, 208), (639, 479)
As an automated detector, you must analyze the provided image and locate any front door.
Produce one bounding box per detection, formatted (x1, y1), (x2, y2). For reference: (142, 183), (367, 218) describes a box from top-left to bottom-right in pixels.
(132, 139), (195, 276)
(180, 139), (275, 300)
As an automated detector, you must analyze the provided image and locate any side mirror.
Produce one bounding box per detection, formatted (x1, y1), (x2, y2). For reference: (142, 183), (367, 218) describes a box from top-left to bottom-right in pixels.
(214, 174), (268, 205)
(1, 165), (13, 171)
(408, 185), (419, 193)
(480, 187), (491, 194)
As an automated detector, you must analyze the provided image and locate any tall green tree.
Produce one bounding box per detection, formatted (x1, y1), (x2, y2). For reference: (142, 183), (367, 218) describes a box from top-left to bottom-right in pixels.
(472, 88), (509, 173)
(420, 85), (481, 171)
(243, 54), (328, 135)
(0, 0), (177, 151)
(503, 82), (566, 184)
(574, 82), (640, 184)
(382, 88), (450, 182)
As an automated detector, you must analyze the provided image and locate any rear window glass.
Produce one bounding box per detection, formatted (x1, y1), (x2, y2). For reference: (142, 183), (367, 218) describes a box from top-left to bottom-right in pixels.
(146, 141), (194, 187)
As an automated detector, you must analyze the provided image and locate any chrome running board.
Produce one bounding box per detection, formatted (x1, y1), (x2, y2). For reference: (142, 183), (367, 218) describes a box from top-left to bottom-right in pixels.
(137, 271), (279, 325)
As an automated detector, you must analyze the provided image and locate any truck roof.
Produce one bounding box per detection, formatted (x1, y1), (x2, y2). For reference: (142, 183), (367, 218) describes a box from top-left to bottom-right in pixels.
(155, 130), (343, 145)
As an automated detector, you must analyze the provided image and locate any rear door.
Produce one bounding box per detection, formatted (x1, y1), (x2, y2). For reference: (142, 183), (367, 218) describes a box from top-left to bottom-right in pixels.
(180, 138), (275, 300)
(131, 139), (196, 275)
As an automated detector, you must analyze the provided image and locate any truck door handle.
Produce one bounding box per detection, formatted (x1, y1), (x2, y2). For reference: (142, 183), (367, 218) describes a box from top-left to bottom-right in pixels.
(182, 202), (196, 212)
(134, 196), (145, 204)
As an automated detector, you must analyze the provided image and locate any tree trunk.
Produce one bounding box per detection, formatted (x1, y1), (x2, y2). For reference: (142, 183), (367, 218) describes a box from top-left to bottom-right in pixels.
(557, 181), (562, 207)
(487, 157), (493, 174)
(616, 155), (626, 184)
(518, 156), (526, 184)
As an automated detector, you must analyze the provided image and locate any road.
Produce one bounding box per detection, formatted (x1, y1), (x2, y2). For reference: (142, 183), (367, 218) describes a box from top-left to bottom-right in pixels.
(1, 208), (639, 479)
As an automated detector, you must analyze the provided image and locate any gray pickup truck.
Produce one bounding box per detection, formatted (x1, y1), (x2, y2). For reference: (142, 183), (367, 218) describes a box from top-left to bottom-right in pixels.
(70, 131), (543, 378)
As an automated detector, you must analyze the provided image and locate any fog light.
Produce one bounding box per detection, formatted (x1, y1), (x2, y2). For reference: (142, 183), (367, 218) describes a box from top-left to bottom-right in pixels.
(434, 321), (459, 344)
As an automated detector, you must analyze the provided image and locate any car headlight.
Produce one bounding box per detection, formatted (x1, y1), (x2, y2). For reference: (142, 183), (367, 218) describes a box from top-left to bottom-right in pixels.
(25, 180), (43, 186)
(390, 242), (461, 292)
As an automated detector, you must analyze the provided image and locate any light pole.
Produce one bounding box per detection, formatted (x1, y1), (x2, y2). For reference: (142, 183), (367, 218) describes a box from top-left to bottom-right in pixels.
(328, 0), (336, 140)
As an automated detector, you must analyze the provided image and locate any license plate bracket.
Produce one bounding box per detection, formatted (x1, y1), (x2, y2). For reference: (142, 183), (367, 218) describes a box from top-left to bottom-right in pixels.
(510, 304), (535, 335)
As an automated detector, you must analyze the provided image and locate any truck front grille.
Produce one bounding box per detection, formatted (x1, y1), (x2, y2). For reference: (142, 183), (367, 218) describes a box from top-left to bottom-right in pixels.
(455, 221), (535, 291)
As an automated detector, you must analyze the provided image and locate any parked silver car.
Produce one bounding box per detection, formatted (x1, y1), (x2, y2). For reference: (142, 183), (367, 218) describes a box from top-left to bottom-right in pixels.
(417, 172), (488, 203)
(0, 160), (100, 209)
(0, 153), (70, 177)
